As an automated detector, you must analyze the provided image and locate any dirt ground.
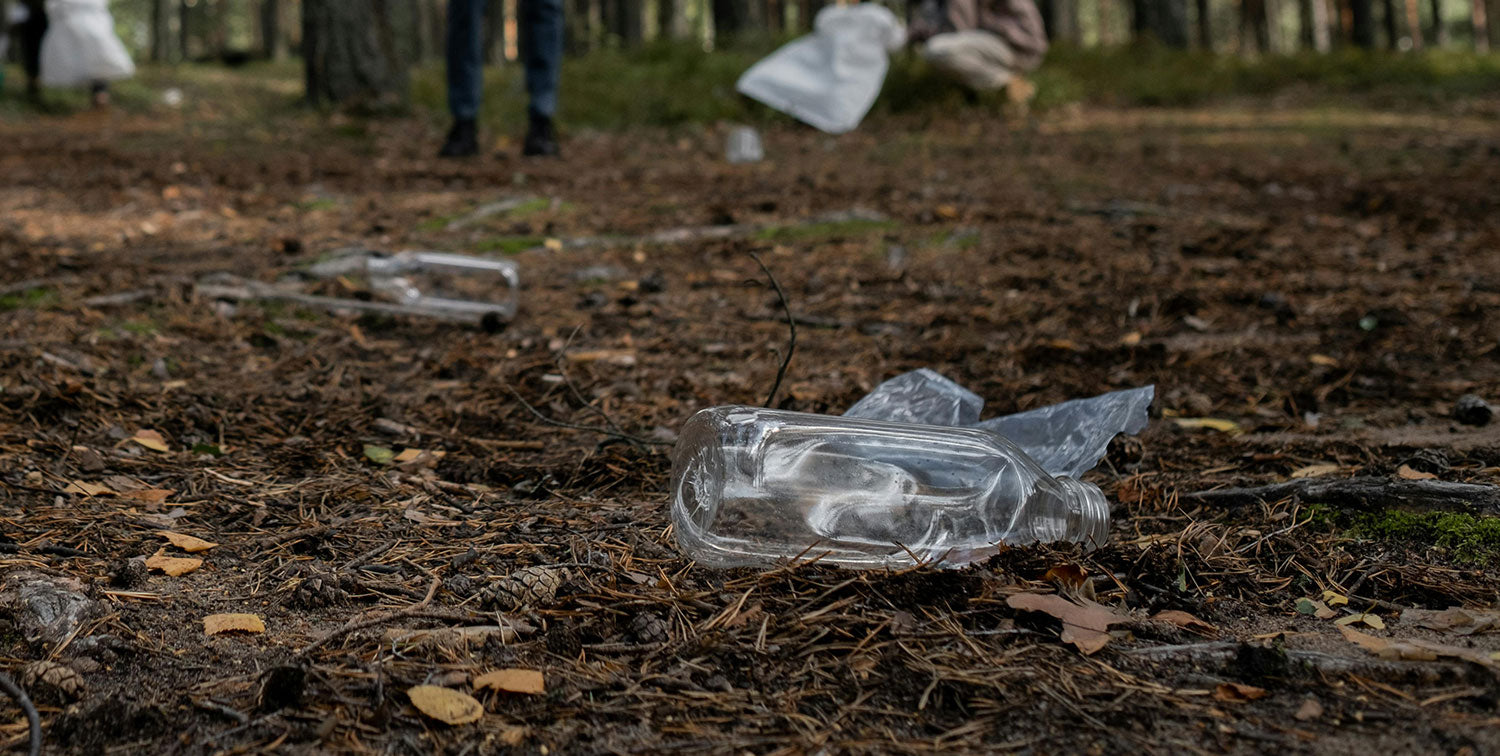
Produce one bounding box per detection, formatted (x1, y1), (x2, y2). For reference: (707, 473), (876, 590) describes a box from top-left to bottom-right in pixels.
(2, 88), (1500, 755)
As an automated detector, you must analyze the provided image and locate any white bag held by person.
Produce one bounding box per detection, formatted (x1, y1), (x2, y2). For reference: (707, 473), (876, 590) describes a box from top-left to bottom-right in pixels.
(39, 0), (135, 87)
(736, 3), (906, 135)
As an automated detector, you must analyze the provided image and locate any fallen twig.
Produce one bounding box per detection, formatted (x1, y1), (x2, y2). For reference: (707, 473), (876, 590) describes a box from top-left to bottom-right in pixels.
(0, 668), (42, 756)
(504, 385), (671, 448)
(1126, 641), (1472, 680)
(1183, 476), (1500, 514)
(748, 250), (796, 408)
(297, 577), (441, 658)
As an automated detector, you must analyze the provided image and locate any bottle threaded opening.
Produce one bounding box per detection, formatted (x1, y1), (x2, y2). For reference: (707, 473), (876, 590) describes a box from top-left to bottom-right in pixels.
(1055, 477), (1111, 550)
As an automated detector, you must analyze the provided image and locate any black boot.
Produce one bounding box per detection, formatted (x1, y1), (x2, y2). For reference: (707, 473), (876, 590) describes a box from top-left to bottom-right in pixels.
(438, 118), (479, 158)
(522, 115), (560, 157)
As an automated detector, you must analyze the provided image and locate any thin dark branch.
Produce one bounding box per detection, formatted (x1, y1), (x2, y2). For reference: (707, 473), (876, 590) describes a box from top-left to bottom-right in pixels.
(749, 250), (796, 408)
(1183, 476), (1500, 515)
(554, 325), (628, 436)
(504, 386), (671, 448)
(0, 669), (42, 756)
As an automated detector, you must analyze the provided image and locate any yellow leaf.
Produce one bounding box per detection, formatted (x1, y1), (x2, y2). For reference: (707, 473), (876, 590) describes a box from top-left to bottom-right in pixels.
(64, 481), (117, 497)
(543, 238), (563, 252)
(1361, 613), (1387, 630)
(407, 685), (484, 725)
(131, 430), (170, 452)
(1120, 332), (1142, 347)
(1308, 354), (1339, 367)
(162, 531), (218, 553)
(1396, 465), (1436, 481)
(1321, 590), (1349, 607)
(203, 613), (265, 635)
(1291, 464), (1340, 479)
(934, 204), (960, 220)
(473, 668), (546, 695)
(145, 553), (203, 576)
(1173, 418), (1242, 434)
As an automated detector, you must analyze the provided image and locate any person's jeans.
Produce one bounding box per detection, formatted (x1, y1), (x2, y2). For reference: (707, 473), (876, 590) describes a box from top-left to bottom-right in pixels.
(446, 0), (564, 122)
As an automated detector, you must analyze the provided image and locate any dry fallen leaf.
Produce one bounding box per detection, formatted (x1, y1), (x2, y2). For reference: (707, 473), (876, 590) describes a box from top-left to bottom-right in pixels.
(1295, 697), (1324, 721)
(1308, 354), (1340, 367)
(499, 727), (527, 746)
(407, 685), (484, 725)
(1401, 607), (1500, 635)
(1321, 590), (1349, 607)
(120, 488), (174, 504)
(162, 531), (218, 553)
(1152, 610), (1218, 636)
(1290, 464), (1341, 479)
(203, 613), (265, 635)
(130, 430), (170, 452)
(1006, 593), (1129, 655)
(473, 668), (546, 695)
(1213, 682), (1268, 702)
(1334, 613), (1385, 630)
(1042, 563), (1088, 589)
(1120, 331), (1143, 347)
(1396, 464), (1436, 481)
(145, 552), (203, 576)
(64, 481), (117, 497)
(1295, 597), (1337, 620)
(1338, 625), (1495, 667)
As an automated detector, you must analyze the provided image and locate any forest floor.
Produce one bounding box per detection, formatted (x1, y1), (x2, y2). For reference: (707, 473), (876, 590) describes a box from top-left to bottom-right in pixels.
(2, 63), (1500, 755)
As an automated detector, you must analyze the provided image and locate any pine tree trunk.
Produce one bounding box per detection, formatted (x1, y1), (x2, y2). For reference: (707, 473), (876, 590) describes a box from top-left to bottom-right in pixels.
(180, 0), (192, 60)
(1474, 0), (1490, 50)
(1380, 0), (1399, 45)
(1133, 0), (1190, 45)
(1350, 0), (1375, 44)
(260, 0), (287, 60)
(622, 0), (644, 45)
(1404, 0), (1424, 46)
(1427, 0), (1446, 44)
(1196, 0), (1213, 47)
(568, 0), (594, 52)
(1312, 0), (1332, 48)
(1241, 0), (1271, 50)
(151, 0), (170, 61)
(713, 0), (743, 42)
(658, 0), (677, 38)
(303, 0), (412, 110)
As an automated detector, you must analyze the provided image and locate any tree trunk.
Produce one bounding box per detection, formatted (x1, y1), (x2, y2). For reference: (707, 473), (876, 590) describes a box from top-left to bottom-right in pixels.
(1241, 0), (1271, 51)
(1196, 0), (1213, 47)
(1404, 0), (1424, 46)
(1380, 0), (1399, 45)
(567, 0), (594, 52)
(1350, 0), (1375, 44)
(1308, 0), (1332, 48)
(658, 0), (676, 38)
(1488, 0), (1500, 49)
(713, 0), (744, 42)
(1133, 0), (1190, 45)
(260, 0), (287, 60)
(150, 0), (170, 61)
(622, 0), (644, 45)
(303, 0), (412, 110)
(179, 0), (192, 60)
(1474, 0), (1490, 50)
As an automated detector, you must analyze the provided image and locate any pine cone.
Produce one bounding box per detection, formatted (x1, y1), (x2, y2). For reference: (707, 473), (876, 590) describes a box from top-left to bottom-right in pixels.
(485, 566), (562, 611)
(22, 660), (88, 702)
(629, 612), (669, 645)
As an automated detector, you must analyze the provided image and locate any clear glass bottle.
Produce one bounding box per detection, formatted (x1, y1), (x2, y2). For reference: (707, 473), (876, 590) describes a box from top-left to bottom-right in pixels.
(670, 406), (1110, 570)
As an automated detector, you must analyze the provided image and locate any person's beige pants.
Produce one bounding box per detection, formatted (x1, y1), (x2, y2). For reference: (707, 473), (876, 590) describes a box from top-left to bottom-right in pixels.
(922, 30), (1018, 91)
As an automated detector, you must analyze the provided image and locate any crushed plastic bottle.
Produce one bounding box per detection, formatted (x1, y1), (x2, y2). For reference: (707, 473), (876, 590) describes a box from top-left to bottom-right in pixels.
(725, 125), (765, 164)
(846, 369), (1154, 479)
(670, 406), (1110, 569)
(306, 250), (519, 326)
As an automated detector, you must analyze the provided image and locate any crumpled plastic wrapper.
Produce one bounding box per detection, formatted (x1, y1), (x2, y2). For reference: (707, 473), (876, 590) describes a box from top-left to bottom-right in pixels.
(844, 369), (1154, 478)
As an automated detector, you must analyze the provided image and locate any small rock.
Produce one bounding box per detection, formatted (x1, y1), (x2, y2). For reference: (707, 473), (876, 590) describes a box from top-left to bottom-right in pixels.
(74, 447), (106, 473)
(109, 558), (150, 589)
(0, 571), (101, 647)
(1454, 394), (1493, 427)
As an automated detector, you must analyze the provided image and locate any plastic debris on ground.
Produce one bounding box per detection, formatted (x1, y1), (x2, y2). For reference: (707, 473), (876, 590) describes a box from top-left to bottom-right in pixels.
(670, 369), (1154, 569)
(197, 249), (519, 329)
(725, 125), (765, 164)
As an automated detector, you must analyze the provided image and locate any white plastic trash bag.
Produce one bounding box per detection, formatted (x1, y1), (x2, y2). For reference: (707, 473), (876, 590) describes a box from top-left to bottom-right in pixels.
(39, 0), (135, 88)
(736, 3), (906, 135)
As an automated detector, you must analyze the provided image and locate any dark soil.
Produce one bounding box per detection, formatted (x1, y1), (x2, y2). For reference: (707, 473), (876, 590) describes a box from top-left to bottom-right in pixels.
(1, 96), (1499, 754)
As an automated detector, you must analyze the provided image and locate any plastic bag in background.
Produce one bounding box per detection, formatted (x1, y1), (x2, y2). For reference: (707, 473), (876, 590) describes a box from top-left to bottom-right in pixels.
(39, 0), (135, 87)
(845, 369), (1154, 478)
(735, 4), (906, 135)
(725, 125), (765, 164)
